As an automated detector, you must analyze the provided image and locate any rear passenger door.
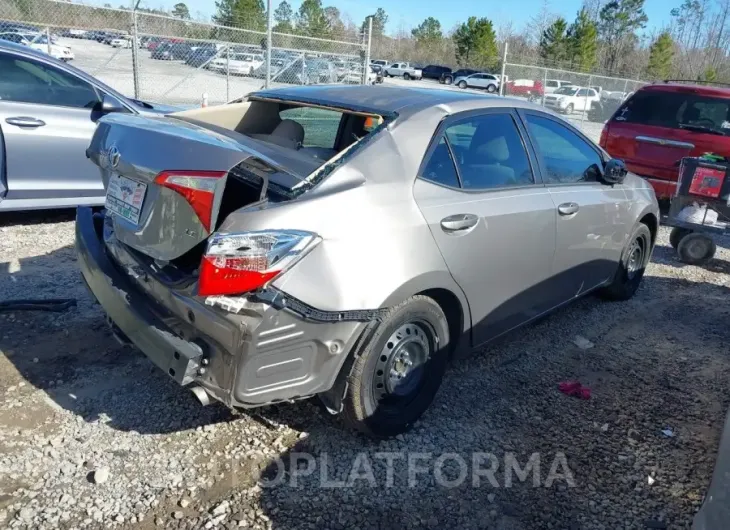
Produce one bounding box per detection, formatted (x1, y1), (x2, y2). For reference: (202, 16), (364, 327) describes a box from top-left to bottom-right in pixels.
(413, 109), (558, 346)
(520, 111), (630, 299)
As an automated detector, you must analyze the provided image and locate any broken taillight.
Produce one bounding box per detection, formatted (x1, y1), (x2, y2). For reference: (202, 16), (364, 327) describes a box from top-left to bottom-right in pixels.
(154, 170), (227, 232)
(198, 230), (320, 297)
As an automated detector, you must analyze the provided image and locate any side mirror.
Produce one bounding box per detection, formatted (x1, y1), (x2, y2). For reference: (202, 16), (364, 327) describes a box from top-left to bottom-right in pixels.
(602, 158), (628, 184)
(100, 93), (125, 114)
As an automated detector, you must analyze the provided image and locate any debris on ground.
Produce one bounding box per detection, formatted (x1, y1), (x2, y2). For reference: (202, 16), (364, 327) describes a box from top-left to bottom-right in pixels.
(558, 380), (592, 400)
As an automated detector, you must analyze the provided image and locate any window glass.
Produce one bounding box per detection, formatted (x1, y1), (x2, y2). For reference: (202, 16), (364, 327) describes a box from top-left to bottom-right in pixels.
(614, 89), (730, 133)
(443, 114), (533, 189)
(279, 106), (343, 148)
(576, 89), (588, 97)
(525, 115), (603, 184)
(0, 54), (100, 108)
(546, 80), (558, 88)
(421, 137), (460, 188)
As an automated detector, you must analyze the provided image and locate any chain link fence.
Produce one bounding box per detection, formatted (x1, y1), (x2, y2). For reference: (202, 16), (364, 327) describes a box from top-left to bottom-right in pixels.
(501, 62), (646, 142)
(0, 0), (371, 106)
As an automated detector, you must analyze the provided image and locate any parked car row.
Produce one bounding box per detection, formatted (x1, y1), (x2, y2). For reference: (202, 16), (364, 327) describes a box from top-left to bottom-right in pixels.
(0, 29), (74, 61)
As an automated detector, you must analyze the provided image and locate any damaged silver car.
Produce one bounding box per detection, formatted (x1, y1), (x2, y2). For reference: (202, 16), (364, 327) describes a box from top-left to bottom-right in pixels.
(76, 85), (659, 437)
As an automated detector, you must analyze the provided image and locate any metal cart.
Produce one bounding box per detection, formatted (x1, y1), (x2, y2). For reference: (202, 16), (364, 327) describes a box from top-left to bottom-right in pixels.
(667, 156), (730, 265)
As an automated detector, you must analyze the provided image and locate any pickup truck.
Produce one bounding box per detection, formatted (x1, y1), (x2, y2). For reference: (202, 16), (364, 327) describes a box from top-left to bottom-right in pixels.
(383, 62), (422, 80)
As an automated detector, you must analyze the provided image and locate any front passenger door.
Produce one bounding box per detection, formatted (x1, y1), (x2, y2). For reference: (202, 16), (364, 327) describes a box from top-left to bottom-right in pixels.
(521, 112), (630, 300)
(413, 110), (557, 346)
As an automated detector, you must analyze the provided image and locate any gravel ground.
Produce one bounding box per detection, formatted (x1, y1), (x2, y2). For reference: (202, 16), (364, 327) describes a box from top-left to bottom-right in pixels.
(1, 211), (729, 530)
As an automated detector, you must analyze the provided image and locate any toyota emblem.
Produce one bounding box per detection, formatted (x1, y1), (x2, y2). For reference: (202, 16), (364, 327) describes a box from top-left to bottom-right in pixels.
(108, 146), (120, 169)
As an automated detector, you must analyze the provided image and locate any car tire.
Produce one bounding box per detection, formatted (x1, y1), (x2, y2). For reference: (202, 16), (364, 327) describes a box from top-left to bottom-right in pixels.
(444, 76), (453, 85)
(404, 73), (411, 80)
(677, 233), (716, 265)
(458, 80), (467, 89)
(342, 295), (450, 438)
(598, 223), (652, 301)
(487, 84), (497, 93)
(565, 103), (574, 114)
(669, 227), (693, 249)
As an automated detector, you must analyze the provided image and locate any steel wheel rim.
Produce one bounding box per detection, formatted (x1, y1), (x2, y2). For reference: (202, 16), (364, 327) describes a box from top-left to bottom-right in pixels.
(626, 238), (644, 279)
(373, 320), (436, 401)
(685, 237), (711, 260)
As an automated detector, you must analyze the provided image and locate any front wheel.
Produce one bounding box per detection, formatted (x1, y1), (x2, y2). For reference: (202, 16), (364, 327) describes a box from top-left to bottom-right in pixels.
(598, 223), (652, 301)
(342, 296), (450, 438)
(458, 80), (467, 89)
(565, 103), (574, 114)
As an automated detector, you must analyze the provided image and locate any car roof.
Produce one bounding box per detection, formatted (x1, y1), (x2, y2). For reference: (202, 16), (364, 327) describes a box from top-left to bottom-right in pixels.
(641, 82), (730, 98)
(250, 84), (535, 117)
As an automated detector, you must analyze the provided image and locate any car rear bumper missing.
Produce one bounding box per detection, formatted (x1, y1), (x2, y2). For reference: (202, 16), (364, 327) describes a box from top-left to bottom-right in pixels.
(75, 207), (366, 409)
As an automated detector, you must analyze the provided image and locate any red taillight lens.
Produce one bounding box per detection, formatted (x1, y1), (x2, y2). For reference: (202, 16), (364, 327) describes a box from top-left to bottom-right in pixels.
(154, 170), (227, 232)
(599, 124), (609, 147)
(198, 231), (320, 297)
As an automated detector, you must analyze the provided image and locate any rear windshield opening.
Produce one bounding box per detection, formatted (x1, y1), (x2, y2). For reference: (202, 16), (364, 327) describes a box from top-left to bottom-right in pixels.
(240, 100), (384, 162)
(614, 89), (730, 134)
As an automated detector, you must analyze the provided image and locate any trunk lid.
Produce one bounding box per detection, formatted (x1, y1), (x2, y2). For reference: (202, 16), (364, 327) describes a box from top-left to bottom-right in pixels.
(87, 113), (318, 262)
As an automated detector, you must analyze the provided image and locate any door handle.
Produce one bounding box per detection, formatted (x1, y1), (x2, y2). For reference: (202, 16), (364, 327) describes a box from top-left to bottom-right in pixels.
(557, 202), (579, 216)
(440, 213), (479, 232)
(6, 117), (46, 128)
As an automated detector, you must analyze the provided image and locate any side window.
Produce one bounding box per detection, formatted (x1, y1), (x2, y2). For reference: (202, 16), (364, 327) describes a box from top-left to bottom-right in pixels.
(0, 53), (100, 108)
(547, 80), (558, 88)
(443, 113), (534, 190)
(420, 137), (460, 188)
(279, 106), (343, 149)
(525, 114), (603, 184)
(576, 89), (588, 97)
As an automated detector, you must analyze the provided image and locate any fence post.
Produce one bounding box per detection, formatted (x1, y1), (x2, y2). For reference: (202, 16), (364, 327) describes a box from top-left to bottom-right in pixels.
(542, 67), (547, 105)
(45, 27), (51, 55)
(265, 0), (272, 89)
(131, 10), (140, 99)
(580, 75), (592, 128)
(623, 78), (628, 95)
(226, 45), (230, 102)
(499, 42), (508, 96)
(363, 16), (372, 85)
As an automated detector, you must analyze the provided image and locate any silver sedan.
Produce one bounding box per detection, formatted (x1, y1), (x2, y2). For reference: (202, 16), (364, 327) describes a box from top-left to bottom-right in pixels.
(76, 85), (659, 437)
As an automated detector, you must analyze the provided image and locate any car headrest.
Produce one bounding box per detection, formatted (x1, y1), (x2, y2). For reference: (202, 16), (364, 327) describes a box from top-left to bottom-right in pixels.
(272, 119), (305, 145)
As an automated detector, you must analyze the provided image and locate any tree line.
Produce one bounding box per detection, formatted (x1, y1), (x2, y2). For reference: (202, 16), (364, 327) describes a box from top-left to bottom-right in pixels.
(6, 0), (730, 81)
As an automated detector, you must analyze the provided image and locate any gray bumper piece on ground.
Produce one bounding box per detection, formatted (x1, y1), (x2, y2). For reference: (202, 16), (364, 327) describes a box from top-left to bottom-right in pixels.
(693, 407), (730, 529)
(74, 207), (366, 409)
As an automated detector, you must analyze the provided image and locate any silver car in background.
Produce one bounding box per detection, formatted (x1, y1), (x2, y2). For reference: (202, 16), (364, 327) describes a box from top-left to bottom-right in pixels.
(76, 85), (659, 437)
(0, 41), (176, 212)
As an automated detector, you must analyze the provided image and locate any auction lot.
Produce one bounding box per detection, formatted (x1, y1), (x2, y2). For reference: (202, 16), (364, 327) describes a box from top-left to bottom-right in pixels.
(1, 37), (729, 530)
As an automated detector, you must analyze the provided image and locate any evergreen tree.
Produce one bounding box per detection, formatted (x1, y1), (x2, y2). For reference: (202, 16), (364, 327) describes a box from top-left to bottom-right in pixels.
(646, 31), (674, 79)
(213, 0), (265, 30)
(540, 18), (569, 64)
(567, 9), (598, 70)
(453, 17), (498, 69)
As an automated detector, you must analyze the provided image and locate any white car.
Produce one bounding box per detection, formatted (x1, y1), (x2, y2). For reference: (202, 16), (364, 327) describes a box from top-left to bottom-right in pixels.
(383, 62), (422, 80)
(208, 53), (264, 76)
(110, 37), (133, 49)
(454, 73), (500, 92)
(543, 86), (600, 114)
(19, 33), (74, 61)
(544, 79), (575, 94)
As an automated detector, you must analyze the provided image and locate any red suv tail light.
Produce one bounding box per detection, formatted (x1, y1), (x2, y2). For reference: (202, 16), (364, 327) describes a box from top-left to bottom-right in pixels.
(198, 230), (320, 297)
(154, 170), (227, 232)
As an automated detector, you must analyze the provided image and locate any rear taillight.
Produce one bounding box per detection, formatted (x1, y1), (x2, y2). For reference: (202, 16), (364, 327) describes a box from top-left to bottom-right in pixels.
(599, 124), (609, 147)
(198, 230), (320, 297)
(154, 170), (227, 232)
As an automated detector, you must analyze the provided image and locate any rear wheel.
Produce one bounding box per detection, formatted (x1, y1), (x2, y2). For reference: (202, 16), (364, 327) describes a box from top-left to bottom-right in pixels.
(599, 223), (652, 301)
(677, 233), (716, 265)
(404, 72), (411, 80)
(669, 227), (692, 249)
(458, 80), (467, 89)
(342, 296), (450, 438)
(444, 76), (453, 85)
(486, 84), (497, 93)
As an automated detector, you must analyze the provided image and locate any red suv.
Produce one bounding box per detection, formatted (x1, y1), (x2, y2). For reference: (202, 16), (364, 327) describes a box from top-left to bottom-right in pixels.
(600, 83), (730, 199)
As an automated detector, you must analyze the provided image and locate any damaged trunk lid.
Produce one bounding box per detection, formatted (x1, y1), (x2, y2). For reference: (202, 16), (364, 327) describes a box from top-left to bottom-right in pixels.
(87, 113), (319, 262)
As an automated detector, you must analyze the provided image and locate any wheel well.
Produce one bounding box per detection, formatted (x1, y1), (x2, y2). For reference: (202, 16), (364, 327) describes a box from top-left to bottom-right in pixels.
(640, 213), (658, 244)
(419, 288), (464, 354)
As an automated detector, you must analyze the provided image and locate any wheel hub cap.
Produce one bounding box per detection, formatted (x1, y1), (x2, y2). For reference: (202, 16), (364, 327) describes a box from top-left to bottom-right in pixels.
(627, 240), (643, 279)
